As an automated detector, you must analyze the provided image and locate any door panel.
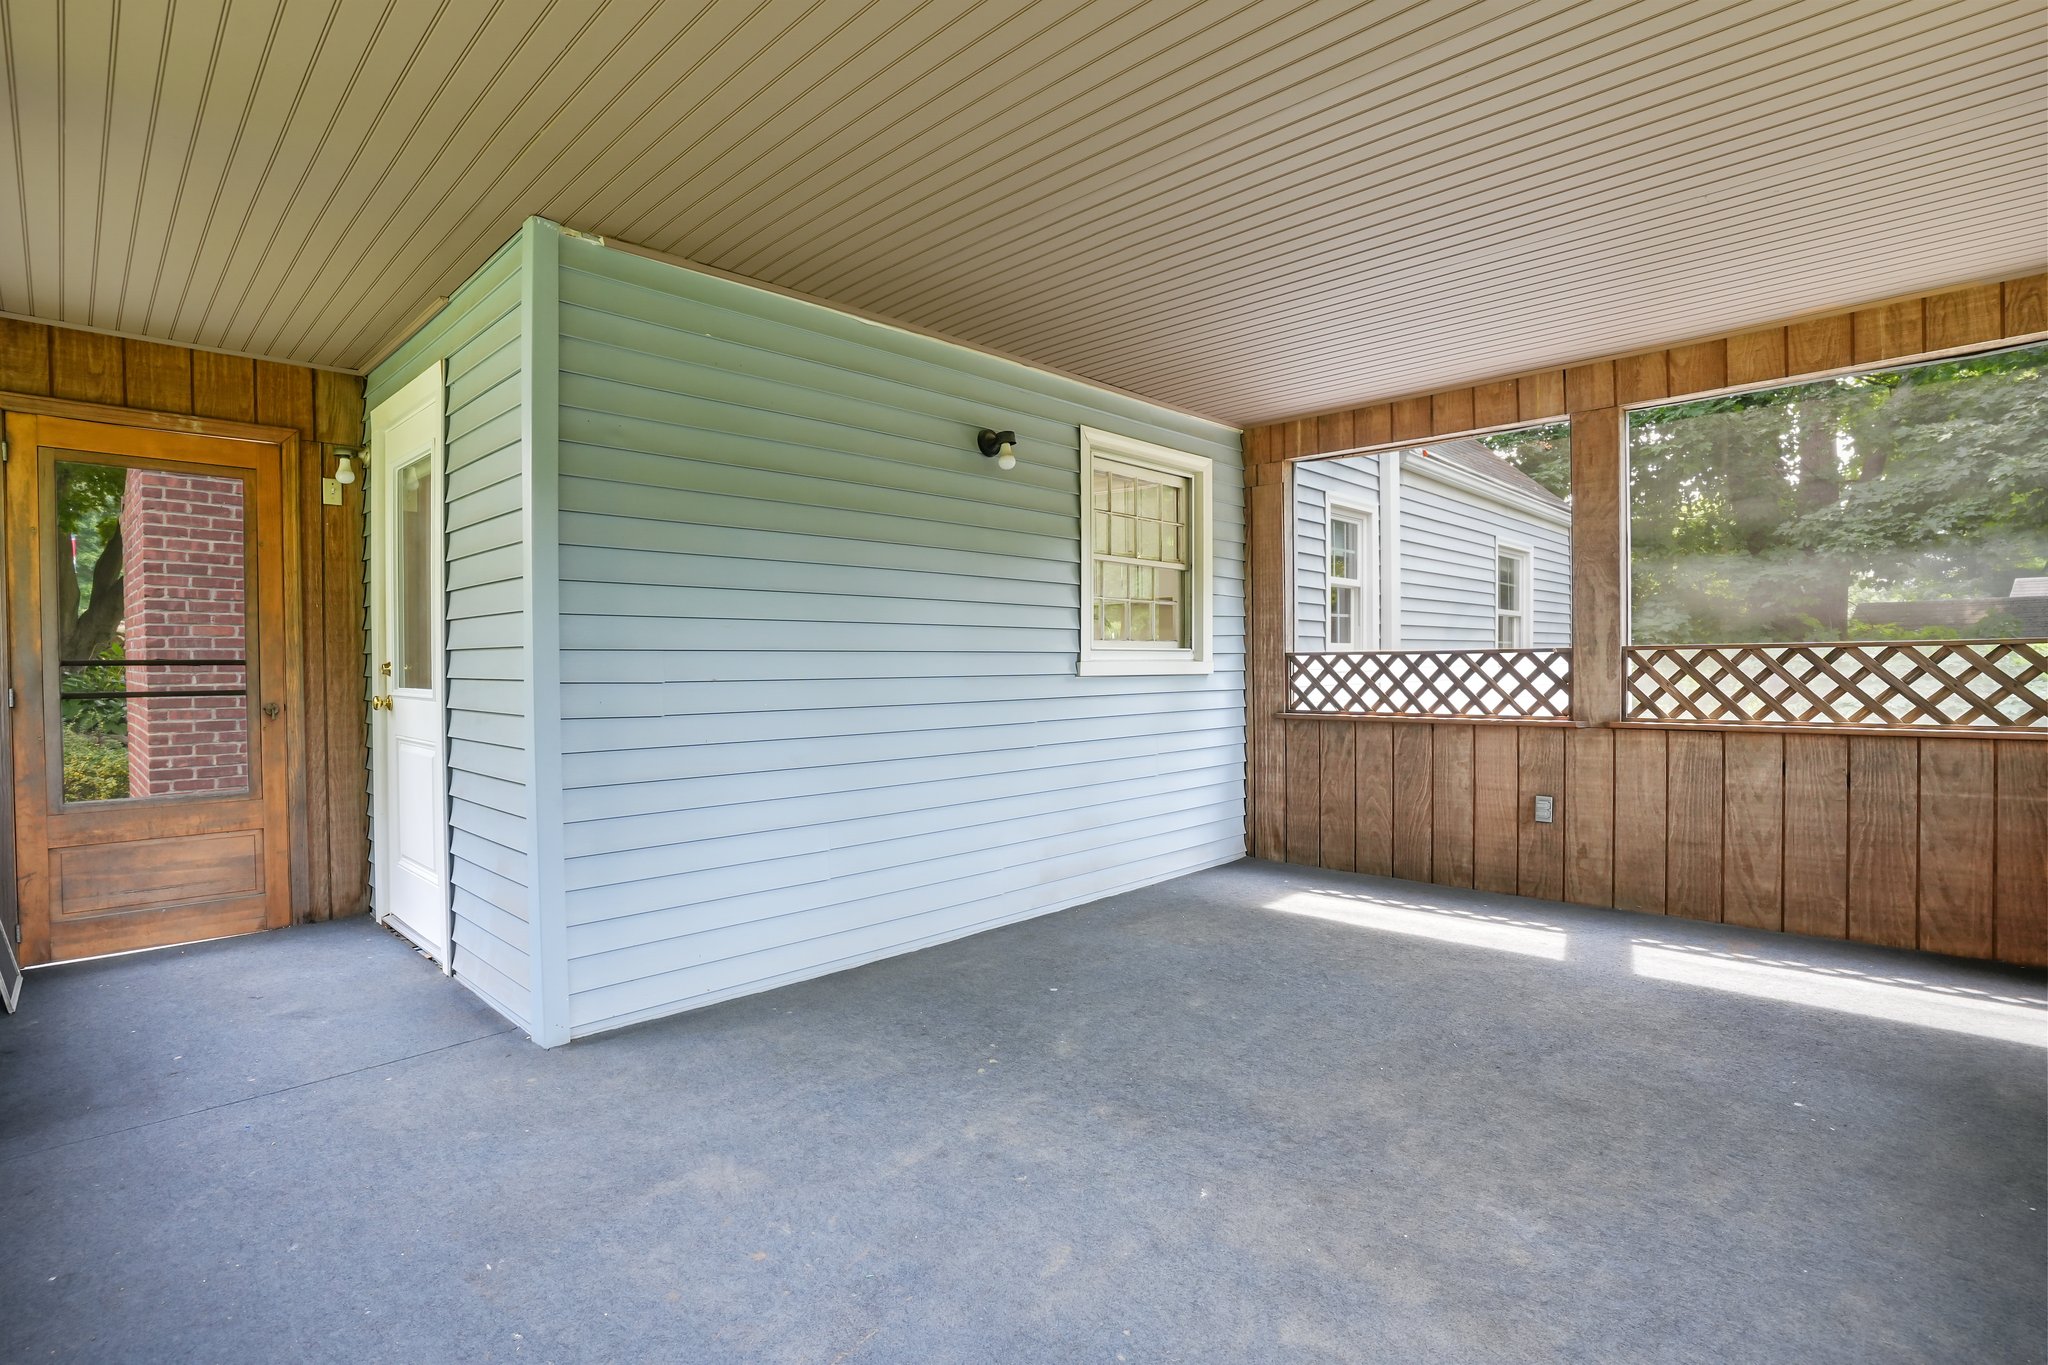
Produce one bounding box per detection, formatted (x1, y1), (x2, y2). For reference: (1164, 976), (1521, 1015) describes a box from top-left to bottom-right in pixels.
(370, 371), (449, 966)
(5, 413), (292, 964)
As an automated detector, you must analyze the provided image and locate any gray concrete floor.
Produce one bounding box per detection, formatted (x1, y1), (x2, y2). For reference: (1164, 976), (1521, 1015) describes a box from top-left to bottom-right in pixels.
(1, 860), (2043, 1364)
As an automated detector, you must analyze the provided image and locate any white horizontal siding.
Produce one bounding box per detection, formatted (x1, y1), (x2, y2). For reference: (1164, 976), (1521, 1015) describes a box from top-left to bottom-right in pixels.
(551, 236), (1245, 1037)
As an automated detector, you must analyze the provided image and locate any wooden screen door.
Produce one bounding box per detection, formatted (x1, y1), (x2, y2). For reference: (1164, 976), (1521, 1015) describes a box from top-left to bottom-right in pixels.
(3, 412), (291, 965)
(368, 368), (449, 967)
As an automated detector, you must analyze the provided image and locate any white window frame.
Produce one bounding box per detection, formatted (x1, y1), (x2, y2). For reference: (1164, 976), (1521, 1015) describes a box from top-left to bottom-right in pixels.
(1325, 503), (1377, 651)
(1495, 542), (1533, 649)
(1078, 427), (1214, 677)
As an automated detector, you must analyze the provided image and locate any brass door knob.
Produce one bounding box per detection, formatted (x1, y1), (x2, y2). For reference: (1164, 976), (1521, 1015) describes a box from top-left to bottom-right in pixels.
(371, 695), (393, 711)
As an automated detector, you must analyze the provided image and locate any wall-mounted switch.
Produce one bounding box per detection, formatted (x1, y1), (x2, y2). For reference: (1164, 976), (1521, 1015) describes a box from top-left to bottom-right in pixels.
(1532, 795), (1555, 824)
(321, 477), (343, 506)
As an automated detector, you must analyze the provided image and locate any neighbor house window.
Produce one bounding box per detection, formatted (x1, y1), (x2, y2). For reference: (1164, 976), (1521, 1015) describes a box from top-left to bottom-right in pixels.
(1495, 546), (1531, 648)
(1327, 507), (1374, 650)
(1079, 428), (1213, 676)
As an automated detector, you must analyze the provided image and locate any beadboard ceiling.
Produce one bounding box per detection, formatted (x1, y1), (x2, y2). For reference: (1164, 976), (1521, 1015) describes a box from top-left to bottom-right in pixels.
(2, 0), (2042, 425)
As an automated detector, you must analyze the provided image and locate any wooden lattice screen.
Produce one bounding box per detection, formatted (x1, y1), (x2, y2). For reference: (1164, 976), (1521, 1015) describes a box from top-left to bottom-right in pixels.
(1625, 639), (2048, 729)
(1286, 649), (1573, 720)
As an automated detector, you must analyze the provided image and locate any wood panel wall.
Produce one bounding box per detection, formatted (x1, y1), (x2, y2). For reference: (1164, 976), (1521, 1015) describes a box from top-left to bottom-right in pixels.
(1244, 272), (2048, 967)
(0, 318), (368, 923)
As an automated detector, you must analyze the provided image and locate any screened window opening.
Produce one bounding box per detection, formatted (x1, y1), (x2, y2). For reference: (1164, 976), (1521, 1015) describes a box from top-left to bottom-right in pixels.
(1625, 341), (2047, 730)
(1285, 424), (1573, 720)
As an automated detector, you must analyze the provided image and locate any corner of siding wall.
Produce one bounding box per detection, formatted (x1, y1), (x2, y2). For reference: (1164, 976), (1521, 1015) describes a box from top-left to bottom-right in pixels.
(520, 218), (572, 1048)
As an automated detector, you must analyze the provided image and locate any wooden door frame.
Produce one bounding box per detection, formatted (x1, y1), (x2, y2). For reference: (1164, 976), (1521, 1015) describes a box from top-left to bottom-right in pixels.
(0, 390), (311, 955)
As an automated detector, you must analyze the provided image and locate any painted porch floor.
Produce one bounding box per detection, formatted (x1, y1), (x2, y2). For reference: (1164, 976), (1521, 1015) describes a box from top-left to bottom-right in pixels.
(0, 860), (2042, 1364)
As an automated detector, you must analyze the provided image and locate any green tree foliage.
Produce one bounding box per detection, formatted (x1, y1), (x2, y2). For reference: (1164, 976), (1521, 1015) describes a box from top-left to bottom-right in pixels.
(1626, 344), (2046, 643)
(1478, 423), (1572, 501)
(57, 462), (128, 661)
(55, 463), (131, 738)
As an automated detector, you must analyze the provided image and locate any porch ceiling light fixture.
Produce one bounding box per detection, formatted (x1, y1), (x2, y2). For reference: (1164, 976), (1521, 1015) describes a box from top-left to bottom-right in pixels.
(977, 428), (1018, 470)
(333, 447), (359, 485)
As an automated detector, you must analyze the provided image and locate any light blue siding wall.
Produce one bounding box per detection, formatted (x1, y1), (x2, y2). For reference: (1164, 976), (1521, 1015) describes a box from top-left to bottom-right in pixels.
(366, 235), (535, 1033)
(549, 234), (1245, 1037)
(1398, 469), (1571, 649)
(1293, 456), (1380, 650)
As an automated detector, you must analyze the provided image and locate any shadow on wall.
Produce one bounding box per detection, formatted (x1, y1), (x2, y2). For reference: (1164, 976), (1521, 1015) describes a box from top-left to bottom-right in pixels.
(1263, 885), (2048, 1048)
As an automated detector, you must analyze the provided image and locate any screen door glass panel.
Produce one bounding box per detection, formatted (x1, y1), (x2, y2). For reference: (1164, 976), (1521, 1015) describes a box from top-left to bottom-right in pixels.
(392, 454), (432, 691)
(53, 458), (250, 804)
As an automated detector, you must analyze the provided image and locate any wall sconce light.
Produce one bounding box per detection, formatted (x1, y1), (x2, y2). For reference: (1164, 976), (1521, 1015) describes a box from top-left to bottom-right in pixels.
(333, 447), (359, 485)
(977, 428), (1018, 471)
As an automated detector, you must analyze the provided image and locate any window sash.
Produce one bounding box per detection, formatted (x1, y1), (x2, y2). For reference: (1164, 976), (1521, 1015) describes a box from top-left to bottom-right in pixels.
(1495, 548), (1530, 648)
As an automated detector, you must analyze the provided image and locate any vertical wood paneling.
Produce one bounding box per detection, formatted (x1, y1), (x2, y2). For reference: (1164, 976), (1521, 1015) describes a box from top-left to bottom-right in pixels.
(0, 319), (52, 392)
(1516, 728), (1564, 902)
(1924, 284), (2005, 351)
(1517, 370), (1564, 420)
(322, 479), (369, 917)
(1285, 719), (1321, 866)
(1725, 328), (1787, 386)
(1248, 481), (1286, 859)
(1847, 736), (1918, 949)
(1783, 735), (1848, 939)
(1317, 724), (1356, 873)
(1665, 340), (1727, 395)
(1613, 351), (1667, 405)
(254, 360), (315, 436)
(1612, 729), (1667, 913)
(1720, 732), (1783, 930)
(1916, 739), (1994, 959)
(1563, 727), (1613, 906)
(1852, 299), (1924, 365)
(1391, 725), (1432, 881)
(1564, 361), (1613, 411)
(1355, 721), (1393, 877)
(1471, 727), (1519, 893)
(1569, 408), (1623, 724)
(2003, 274), (2047, 336)
(1431, 724), (1474, 888)
(1472, 379), (1518, 429)
(1430, 386), (1474, 436)
(1994, 741), (2048, 967)
(1665, 732), (1723, 922)
(121, 339), (192, 413)
(1351, 403), (1391, 450)
(191, 352), (257, 420)
(1786, 314), (1853, 375)
(1391, 395), (1431, 441)
(49, 330), (123, 403)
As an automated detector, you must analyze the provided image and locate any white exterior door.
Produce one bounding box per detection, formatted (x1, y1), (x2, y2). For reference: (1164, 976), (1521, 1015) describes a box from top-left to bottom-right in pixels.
(369, 368), (449, 967)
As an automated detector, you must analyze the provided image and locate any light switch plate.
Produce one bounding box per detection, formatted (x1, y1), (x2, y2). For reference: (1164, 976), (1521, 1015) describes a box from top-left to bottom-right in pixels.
(321, 476), (343, 505)
(1533, 795), (1555, 824)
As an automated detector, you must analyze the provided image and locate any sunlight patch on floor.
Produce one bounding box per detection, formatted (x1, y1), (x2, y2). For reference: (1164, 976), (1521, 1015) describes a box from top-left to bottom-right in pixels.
(1263, 889), (1569, 960)
(1631, 941), (2048, 1047)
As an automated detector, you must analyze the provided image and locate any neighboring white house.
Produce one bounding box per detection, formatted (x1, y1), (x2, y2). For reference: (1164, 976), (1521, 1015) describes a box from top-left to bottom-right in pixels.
(1292, 438), (1572, 652)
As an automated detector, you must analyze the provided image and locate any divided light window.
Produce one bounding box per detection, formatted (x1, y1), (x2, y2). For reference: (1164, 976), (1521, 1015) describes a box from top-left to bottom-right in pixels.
(1079, 428), (1214, 677)
(1328, 508), (1373, 650)
(1495, 546), (1531, 648)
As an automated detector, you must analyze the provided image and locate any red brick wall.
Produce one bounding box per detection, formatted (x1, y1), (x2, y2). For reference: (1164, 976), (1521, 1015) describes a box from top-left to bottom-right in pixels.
(120, 471), (249, 797)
